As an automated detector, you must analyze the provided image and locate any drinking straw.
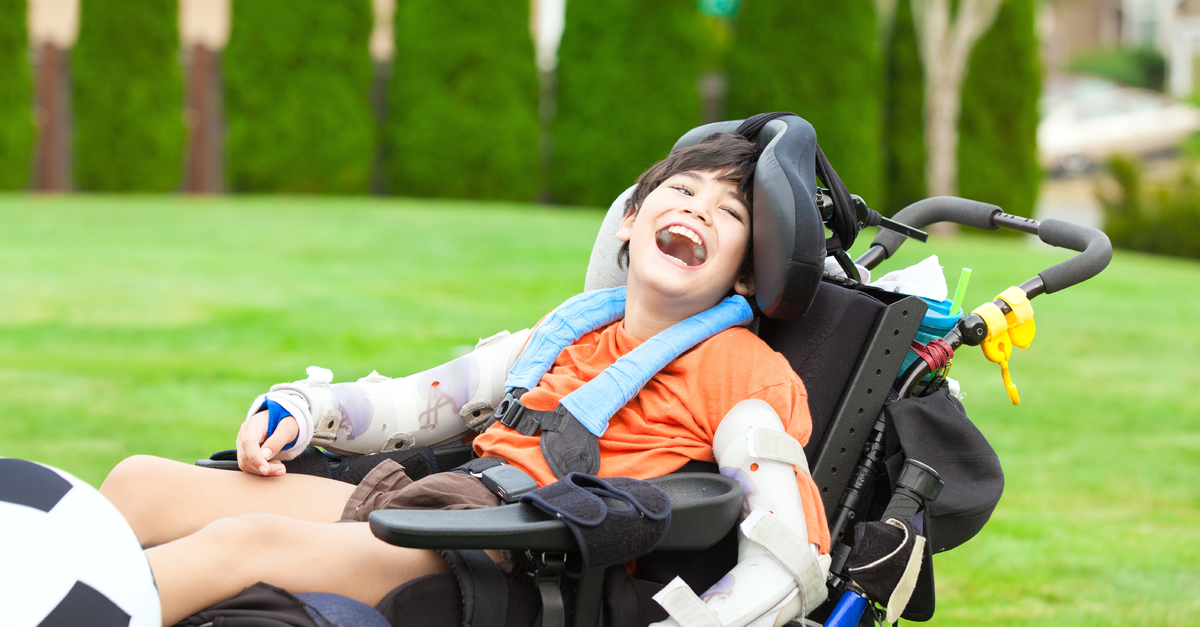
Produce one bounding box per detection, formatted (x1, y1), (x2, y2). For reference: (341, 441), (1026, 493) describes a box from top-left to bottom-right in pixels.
(949, 267), (972, 315)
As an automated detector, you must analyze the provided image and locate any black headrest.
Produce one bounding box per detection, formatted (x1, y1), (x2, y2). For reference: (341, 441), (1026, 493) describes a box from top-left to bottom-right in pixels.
(672, 114), (826, 319)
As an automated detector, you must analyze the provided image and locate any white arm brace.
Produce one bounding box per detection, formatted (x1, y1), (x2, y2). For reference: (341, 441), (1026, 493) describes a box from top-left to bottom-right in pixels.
(245, 328), (531, 459)
(651, 400), (831, 627)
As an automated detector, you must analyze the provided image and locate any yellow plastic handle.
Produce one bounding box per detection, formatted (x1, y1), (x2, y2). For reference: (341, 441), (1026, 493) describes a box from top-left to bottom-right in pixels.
(973, 293), (1035, 406)
(998, 286), (1037, 350)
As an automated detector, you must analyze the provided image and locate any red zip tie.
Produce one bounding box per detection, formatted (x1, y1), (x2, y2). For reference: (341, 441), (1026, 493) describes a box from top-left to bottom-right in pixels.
(910, 338), (954, 373)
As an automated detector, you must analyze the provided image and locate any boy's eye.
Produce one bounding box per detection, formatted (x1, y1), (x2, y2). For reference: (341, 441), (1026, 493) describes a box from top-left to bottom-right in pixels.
(673, 185), (693, 196)
(722, 207), (744, 221)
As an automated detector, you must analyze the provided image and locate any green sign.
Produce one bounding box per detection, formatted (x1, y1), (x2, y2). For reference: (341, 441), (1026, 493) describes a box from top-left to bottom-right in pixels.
(699, 0), (738, 17)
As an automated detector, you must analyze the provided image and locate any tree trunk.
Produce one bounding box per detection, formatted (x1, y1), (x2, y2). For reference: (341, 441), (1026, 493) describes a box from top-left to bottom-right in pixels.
(32, 43), (72, 193)
(924, 51), (963, 197)
(183, 46), (224, 194)
(911, 0), (1003, 200)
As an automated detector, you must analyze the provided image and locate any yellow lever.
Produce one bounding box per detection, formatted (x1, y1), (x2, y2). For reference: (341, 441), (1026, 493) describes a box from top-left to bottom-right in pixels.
(972, 289), (1035, 406)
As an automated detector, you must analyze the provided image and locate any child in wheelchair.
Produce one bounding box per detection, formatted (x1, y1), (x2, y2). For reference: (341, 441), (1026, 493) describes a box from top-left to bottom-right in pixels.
(99, 129), (833, 627)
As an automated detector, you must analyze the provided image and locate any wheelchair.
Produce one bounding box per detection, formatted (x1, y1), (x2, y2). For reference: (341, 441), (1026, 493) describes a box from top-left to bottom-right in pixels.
(195, 114), (1111, 627)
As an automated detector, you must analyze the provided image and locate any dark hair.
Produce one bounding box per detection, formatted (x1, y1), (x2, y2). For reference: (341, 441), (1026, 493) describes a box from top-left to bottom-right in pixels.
(618, 131), (761, 270)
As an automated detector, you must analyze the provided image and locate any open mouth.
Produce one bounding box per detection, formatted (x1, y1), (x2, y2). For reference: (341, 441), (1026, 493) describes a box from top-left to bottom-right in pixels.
(656, 224), (708, 267)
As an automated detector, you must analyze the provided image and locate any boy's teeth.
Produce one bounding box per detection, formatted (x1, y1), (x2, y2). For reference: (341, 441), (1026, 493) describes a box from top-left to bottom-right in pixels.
(667, 225), (703, 246)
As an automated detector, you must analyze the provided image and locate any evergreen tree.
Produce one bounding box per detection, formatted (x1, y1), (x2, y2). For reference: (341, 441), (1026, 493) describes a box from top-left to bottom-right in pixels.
(0, 0), (31, 191)
(73, 0), (183, 191)
(958, 0), (1041, 220)
(387, 0), (539, 201)
(882, 0), (925, 216)
(727, 0), (882, 207)
(225, 0), (374, 193)
(553, 0), (705, 207)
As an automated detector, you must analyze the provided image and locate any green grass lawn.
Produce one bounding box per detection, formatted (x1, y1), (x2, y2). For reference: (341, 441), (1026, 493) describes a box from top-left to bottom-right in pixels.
(1, 194), (1197, 625)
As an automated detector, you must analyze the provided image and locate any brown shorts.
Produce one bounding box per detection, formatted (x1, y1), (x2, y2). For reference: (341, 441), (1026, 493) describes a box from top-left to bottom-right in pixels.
(344, 459), (531, 576)
(341, 459), (501, 522)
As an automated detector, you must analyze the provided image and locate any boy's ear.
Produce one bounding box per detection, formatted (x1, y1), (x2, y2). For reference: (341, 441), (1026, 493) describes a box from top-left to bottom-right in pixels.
(615, 211), (636, 242)
(734, 272), (755, 298)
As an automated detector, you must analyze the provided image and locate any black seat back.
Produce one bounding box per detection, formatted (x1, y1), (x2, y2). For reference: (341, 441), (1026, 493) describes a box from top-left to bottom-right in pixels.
(759, 281), (926, 518)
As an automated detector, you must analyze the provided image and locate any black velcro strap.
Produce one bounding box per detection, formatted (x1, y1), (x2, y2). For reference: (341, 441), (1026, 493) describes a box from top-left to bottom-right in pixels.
(520, 473), (672, 577)
(437, 549), (509, 627)
(330, 446), (439, 485)
(279, 446), (335, 479)
(846, 518), (919, 606)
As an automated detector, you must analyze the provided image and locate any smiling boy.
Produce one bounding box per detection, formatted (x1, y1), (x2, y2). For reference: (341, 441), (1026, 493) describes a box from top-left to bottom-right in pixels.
(100, 131), (830, 626)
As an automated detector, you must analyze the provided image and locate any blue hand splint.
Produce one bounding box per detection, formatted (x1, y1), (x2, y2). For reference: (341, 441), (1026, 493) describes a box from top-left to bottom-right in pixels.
(263, 399), (299, 451)
(505, 286), (754, 436)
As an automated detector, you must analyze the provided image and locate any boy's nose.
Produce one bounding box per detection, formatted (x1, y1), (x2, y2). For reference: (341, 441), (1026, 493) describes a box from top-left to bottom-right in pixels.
(680, 206), (711, 224)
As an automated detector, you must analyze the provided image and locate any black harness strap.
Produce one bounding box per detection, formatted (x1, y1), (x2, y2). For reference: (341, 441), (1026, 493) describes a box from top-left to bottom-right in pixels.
(438, 549), (509, 627)
(495, 390), (602, 479)
(735, 111), (867, 257)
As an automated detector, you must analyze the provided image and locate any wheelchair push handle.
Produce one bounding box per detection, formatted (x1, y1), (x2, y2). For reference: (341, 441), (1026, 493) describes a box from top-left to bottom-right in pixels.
(1035, 218), (1113, 294)
(857, 196), (1112, 296)
(866, 196), (1002, 262)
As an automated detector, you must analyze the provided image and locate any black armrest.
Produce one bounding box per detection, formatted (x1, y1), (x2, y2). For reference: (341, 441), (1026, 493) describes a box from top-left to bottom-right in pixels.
(368, 473), (743, 552)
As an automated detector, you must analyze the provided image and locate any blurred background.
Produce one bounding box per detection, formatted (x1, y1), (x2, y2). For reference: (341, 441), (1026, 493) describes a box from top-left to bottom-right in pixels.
(3, 0), (1200, 256)
(0, 1), (1197, 625)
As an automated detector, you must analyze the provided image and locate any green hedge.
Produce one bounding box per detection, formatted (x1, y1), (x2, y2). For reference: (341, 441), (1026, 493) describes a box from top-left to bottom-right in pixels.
(225, 0), (374, 194)
(727, 0), (882, 207)
(386, 0), (538, 201)
(552, 0), (705, 207)
(957, 0), (1040, 220)
(73, 0), (183, 192)
(1101, 155), (1200, 260)
(881, 0), (925, 216)
(0, 0), (31, 191)
(1067, 47), (1166, 92)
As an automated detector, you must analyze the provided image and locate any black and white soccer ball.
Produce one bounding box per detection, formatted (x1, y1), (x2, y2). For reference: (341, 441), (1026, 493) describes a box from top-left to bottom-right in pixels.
(0, 458), (160, 627)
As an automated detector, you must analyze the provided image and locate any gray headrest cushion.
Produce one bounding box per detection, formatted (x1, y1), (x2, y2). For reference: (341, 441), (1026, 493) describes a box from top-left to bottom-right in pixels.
(583, 185), (633, 292)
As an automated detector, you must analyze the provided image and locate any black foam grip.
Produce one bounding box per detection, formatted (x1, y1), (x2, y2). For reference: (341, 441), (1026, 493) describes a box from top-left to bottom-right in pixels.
(882, 491), (923, 523)
(1036, 219), (1113, 294)
(871, 197), (1001, 258)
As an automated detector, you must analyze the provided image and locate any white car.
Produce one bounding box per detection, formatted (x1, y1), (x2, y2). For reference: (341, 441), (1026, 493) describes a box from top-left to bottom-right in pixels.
(1038, 75), (1200, 174)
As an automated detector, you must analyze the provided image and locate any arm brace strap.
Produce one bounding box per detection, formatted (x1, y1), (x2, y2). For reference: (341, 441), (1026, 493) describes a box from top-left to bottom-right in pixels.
(653, 579), (723, 627)
(741, 508), (829, 612)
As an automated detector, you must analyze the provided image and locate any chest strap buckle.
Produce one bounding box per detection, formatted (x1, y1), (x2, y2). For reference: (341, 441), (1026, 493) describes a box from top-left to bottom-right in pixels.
(497, 391), (572, 437)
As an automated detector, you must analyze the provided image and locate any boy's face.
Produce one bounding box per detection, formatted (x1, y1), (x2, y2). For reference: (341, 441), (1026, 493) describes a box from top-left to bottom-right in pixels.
(616, 170), (753, 316)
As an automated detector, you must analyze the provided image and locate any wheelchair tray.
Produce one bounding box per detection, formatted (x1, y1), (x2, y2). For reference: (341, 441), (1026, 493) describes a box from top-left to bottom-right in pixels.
(368, 472), (743, 552)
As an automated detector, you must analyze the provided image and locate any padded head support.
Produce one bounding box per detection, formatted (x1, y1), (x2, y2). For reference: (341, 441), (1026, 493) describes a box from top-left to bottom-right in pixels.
(584, 115), (829, 319)
(672, 115), (826, 319)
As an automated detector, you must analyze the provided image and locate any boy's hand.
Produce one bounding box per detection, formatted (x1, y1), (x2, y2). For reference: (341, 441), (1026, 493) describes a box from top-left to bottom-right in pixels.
(237, 410), (299, 476)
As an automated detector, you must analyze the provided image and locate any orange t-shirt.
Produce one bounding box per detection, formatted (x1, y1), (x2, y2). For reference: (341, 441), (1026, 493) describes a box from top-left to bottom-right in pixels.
(473, 320), (831, 553)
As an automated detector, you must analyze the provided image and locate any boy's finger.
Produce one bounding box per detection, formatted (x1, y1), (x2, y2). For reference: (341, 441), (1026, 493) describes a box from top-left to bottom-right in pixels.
(260, 416), (300, 463)
(238, 438), (269, 475)
(237, 412), (271, 475)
